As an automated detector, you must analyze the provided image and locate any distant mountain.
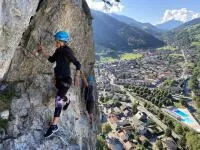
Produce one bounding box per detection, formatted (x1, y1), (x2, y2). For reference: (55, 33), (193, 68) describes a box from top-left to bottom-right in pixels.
(92, 10), (164, 52)
(110, 14), (139, 25)
(110, 14), (163, 38)
(156, 20), (183, 30)
(175, 17), (200, 30)
(163, 18), (200, 47)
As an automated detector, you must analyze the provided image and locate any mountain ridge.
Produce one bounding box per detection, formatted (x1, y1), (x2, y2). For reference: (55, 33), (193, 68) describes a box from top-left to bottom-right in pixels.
(163, 18), (200, 47)
(156, 19), (183, 30)
(92, 10), (165, 52)
(173, 17), (200, 30)
(110, 13), (163, 38)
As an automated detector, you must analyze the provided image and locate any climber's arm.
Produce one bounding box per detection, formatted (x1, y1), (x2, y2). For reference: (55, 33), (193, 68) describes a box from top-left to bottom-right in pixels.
(63, 48), (81, 71)
(70, 56), (81, 87)
(68, 53), (81, 71)
(48, 51), (57, 63)
(81, 71), (88, 88)
(64, 49), (81, 86)
(38, 45), (56, 63)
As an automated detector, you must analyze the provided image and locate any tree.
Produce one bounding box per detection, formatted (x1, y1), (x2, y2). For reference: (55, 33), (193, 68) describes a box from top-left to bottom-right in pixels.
(155, 139), (163, 150)
(151, 98), (156, 104)
(101, 0), (121, 5)
(158, 111), (164, 120)
(193, 96), (200, 108)
(96, 135), (105, 150)
(165, 128), (172, 137)
(143, 139), (150, 148)
(165, 99), (172, 106)
(144, 102), (147, 107)
(183, 126), (189, 132)
(100, 96), (104, 102)
(180, 97), (187, 106)
(118, 97), (122, 101)
(129, 133), (134, 140)
(154, 100), (159, 106)
(141, 92), (146, 98)
(124, 85), (129, 88)
(105, 97), (109, 101)
(186, 131), (200, 150)
(132, 102), (138, 114)
(96, 135), (109, 150)
(138, 91), (143, 96)
(135, 135), (141, 144)
(178, 136), (186, 148)
(101, 123), (112, 134)
(158, 102), (162, 108)
(189, 77), (196, 89)
(132, 86), (136, 90)
(139, 145), (146, 150)
(166, 120), (174, 129)
(144, 87), (149, 93)
(175, 124), (184, 135)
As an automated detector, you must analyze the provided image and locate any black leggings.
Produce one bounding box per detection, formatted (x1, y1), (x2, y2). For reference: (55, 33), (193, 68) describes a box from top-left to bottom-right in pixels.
(86, 100), (94, 114)
(54, 76), (72, 117)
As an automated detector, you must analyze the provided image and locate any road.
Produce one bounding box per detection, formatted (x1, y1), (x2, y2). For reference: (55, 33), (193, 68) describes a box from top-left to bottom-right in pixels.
(137, 106), (181, 139)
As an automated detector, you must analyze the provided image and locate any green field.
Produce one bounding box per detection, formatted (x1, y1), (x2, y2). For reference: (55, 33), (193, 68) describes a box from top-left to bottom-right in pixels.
(99, 53), (143, 62)
(157, 46), (177, 51)
(120, 53), (143, 60)
(100, 57), (117, 63)
(191, 42), (200, 48)
(169, 53), (184, 58)
(183, 62), (195, 68)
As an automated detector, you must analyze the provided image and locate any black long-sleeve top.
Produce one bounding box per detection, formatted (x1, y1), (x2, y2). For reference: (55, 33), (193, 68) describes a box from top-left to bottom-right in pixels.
(48, 45), (81, 78)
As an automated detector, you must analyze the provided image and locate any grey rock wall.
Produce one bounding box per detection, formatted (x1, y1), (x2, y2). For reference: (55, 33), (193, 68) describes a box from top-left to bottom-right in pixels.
(0, 0), (98, 149)
(0, 0), (40, 80)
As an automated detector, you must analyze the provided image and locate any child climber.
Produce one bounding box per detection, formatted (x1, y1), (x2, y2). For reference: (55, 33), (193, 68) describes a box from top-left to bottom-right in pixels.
(81, 72), (95, 124)
(38, 31), (81, 138)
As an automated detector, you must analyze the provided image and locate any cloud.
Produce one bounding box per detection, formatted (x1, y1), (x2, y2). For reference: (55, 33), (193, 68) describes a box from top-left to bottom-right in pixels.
(86, 0), (124, 13)
(161, 8), (200, 23)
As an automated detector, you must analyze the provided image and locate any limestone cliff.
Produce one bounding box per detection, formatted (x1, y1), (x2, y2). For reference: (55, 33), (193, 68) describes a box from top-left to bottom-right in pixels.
(0, 0), (98, 149)
(0, 0), (40, 80)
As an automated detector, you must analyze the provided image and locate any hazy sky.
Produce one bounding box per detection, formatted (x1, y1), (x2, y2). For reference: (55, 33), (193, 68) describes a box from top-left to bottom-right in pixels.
(86, 0), (200, 25)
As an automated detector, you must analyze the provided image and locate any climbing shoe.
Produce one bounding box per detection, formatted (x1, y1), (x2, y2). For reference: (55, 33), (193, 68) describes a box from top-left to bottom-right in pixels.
(63, 100), (70, 111)
(44, 125), (58, 138)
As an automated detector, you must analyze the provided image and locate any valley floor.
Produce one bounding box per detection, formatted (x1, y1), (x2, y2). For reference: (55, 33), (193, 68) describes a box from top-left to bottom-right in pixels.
(95, 48), (200, 150)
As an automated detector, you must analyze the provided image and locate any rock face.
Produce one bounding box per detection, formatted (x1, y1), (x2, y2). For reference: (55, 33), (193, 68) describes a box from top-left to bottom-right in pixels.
(0, 0), (98, 149)
(0, 0), (40, 80)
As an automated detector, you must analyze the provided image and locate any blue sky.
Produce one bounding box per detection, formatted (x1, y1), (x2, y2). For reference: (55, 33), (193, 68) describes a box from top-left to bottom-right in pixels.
(120, 0), (200, 24)
(86, 0), (200, 25)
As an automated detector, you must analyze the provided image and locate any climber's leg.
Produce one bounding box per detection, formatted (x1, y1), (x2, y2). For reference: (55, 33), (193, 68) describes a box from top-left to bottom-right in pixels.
(44, 95), (62, 138)
(52, 95), (63, 123)
(44, 124), (59, 138)
(86, 101), (94, 124)
(44, 77), (71, 138)
(52, 77), (72, 123)
(59, 77), (72, 111)
(63, 96), (71, 110)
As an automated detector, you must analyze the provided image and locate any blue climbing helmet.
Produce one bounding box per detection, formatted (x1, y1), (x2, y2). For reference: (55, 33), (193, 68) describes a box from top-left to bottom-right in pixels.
(87, 75), (95, 85)
(54, 31), (70, 42)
